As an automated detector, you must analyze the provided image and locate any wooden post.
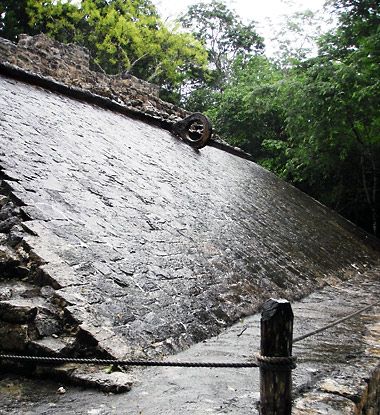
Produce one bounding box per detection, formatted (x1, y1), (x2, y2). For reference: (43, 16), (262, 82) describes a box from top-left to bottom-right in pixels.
(259, 298), (294, 415)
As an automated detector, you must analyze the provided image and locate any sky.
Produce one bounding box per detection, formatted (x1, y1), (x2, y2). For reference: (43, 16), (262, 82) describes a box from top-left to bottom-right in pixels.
(153, 0), (327, 23)
(152, 0), (334, 57)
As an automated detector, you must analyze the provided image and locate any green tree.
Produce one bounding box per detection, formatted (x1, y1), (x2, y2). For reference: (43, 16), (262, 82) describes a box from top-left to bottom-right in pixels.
(206, 55), (287, 165)
(0, 0), (30, 40)
(268, 9), (326, 66)
(180, 1), (263, 80)
(179, 0), (264, 110)
(26, 0), (83, 44)
(79, 0), (207, 94)
(261, 0), (380, 235)
(204, 0), (380, 235)
(279, 55), (380, 235)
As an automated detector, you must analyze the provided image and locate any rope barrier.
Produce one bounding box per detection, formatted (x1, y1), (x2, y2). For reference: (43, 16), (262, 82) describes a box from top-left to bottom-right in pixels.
(0, 300), (378, 370)
(0, 354), (258, 368)
(293, 300), (379, 343)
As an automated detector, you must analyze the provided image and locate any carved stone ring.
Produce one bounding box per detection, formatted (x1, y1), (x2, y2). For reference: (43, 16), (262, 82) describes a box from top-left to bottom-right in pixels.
(171, 112), (212, 149)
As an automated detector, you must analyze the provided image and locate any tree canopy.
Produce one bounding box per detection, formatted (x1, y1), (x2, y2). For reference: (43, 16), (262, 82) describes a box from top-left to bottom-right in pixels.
(178, 0), (264, 110)
(200, 1), (380, 236)
(180, 1), (264, 79)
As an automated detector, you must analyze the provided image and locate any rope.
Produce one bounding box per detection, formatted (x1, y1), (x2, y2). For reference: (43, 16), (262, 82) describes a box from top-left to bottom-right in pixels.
(256, 354), (297, 371)
(2, 300), (377, 370)
(0, 354), (258, 368)
(293, 300), (379, 343)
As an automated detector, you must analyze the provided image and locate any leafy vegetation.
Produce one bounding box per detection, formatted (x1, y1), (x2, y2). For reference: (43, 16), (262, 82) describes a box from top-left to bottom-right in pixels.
(179, 0), (264, 111)
(180, 0), (380, 236)
(0, 0), (379, 236)
(0, 0), (207, 98)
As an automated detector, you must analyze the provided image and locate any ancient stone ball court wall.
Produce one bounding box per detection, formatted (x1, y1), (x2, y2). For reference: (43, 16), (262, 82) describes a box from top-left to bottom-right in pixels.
(0, 34), (379, 412)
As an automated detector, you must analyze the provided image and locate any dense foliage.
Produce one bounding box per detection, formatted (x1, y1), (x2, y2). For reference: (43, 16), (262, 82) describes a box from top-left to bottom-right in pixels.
(0, 0), (379, 235)
(183, 0), (380, 236)
(179, 0), (264, 111)
(0, 0), (207, 98)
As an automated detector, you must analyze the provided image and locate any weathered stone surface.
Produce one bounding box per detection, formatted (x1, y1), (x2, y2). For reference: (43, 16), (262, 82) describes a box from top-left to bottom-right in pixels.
(0, 285), (12, 301)
(34, 309), (61, 337)
(0, 245), (19, 267)
(35, 363), (133, 393)
(364, 367), (380, 415)
(0, 271), (379, 413)
(293, 393), (357, 414)
(0, 217), (19, 233)
(1, 73), (379, 363)
(0, 322), (29, 351)
(30, 336), (76, 356)
(0, 34), (190, 123)
(8, 224), (24, 247)
(0, 195), (8, 207)
(0, 188), (34, 285)
(0, 244), (29, 280)
(0, 34), (156, 97)
(0, 299), (38, 323)
(0, 279), (77, 358)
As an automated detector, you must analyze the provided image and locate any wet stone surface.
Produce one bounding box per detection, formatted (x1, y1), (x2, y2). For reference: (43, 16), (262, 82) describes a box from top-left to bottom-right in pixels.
(1, 270), (379, 414)
(1, 74), (380, 364)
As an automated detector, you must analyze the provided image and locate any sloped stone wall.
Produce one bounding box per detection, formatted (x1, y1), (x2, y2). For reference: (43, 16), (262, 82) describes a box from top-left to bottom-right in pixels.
(0, 173), (85, 361)
(1, 73), (379, 362)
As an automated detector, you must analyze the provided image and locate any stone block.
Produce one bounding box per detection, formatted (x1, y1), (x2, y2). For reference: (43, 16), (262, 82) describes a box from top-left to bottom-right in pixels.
(0, 299), (38, 323)
(34, 310), (61, 337)
(30, 335), (76, 356)
(0, 322), (29, 351)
